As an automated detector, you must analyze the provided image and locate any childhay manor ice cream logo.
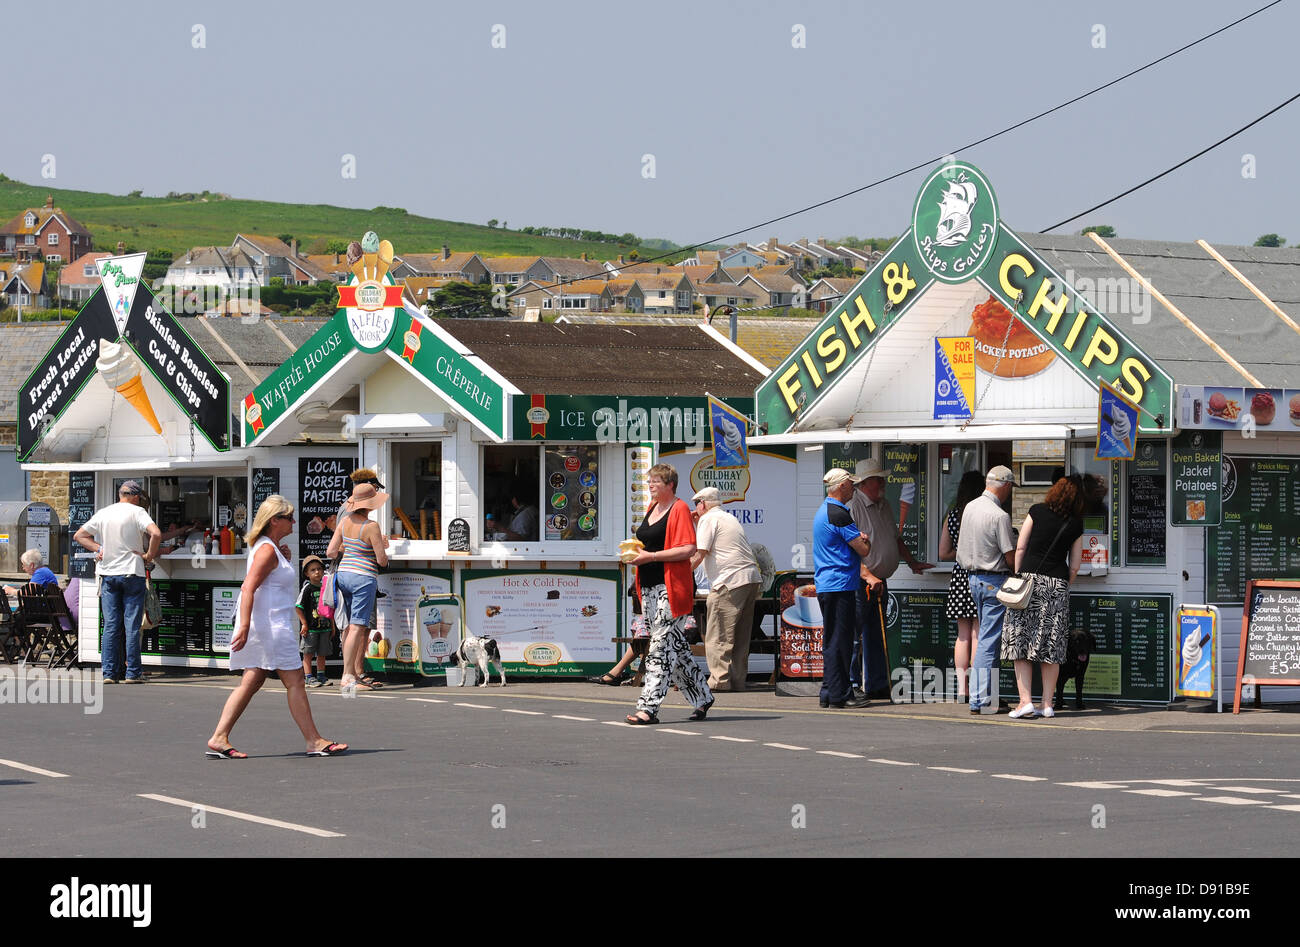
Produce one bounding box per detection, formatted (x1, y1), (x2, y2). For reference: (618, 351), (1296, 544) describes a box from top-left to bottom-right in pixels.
(912, 162), (999, 284)
(337, 231), (404, 353)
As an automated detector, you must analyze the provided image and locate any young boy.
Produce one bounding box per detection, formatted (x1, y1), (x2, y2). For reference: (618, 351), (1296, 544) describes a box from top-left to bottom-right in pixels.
(296, 555), (334, 686)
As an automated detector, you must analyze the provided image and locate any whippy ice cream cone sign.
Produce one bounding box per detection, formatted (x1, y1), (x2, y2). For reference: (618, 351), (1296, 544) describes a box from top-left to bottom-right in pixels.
(17, 251), (231, 460)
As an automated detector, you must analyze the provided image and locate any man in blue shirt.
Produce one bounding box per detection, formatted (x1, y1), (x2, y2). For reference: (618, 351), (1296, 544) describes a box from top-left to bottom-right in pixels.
(813, 468), (873, 708)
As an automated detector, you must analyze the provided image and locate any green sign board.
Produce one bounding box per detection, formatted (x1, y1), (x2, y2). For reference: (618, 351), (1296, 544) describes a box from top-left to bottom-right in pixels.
(1171, 429), (1222, 527)
(754, 161), (1174, 436)
(823, 441), (928, 561)
(1207, 455), (1300, 605)
(243, 312), (351, 445)
(512, 395), (753, 443)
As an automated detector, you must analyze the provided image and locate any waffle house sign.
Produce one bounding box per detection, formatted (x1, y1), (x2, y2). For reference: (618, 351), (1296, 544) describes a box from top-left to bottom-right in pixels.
(754, 161), (1173, 435)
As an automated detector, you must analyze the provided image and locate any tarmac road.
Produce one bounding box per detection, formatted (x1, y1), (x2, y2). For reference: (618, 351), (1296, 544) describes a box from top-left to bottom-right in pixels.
(2, 672), (1299, 859)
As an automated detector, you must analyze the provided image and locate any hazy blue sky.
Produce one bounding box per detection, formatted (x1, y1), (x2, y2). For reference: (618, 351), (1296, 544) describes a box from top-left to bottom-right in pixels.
(4, 0), (1297, 247)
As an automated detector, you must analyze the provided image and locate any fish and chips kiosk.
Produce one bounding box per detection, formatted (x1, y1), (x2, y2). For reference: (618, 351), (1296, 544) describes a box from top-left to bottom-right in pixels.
(243, 246), (775, 678)
(750, 160), (1300, 706)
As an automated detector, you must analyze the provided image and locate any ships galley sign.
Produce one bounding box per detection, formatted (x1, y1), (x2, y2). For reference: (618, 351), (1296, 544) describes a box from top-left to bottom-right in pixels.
(336, 231), (403, 353)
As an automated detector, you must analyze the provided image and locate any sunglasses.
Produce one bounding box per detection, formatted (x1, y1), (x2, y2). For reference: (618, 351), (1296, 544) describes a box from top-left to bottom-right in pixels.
(274, 513), (296, 522)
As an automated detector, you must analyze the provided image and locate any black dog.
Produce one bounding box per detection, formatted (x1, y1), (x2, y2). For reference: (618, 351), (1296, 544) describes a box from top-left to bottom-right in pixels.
(1053, 628), (1097, 710)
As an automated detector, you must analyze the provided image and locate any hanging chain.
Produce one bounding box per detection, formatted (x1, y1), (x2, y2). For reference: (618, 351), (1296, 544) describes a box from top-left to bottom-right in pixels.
(189, 413), (196, 463)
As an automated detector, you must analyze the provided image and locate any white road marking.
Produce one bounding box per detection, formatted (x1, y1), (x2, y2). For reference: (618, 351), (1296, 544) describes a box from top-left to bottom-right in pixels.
(763, 743), (807, 751)
(552, 715), (594, 721)
(139, 793), (344, 838)
(1265, 804), (1300, 812)
(869, 758), (919, 767)
(408, 698), (446, 704)
(659, 728), (700, 736)
(361, 694), (399, 699)
(1215, 786), (1285, 794)
(710, 735), (754, 743)
(818, 750), (864, 759)
(1195, 796), (1272, 806)
(1281, 794), (1300, 800)
(929, 766), (979, 774)
(1124, 789), (1199, 797)
(992, 774), (1047, 782)
(603, 720), (638, 727)
(1058, 781), (1129, 789)
(1139, 779), (1206, 787)
(0, 759), (69, 779)
(455, 703), (495, 709)
(500, 709), (544, 716)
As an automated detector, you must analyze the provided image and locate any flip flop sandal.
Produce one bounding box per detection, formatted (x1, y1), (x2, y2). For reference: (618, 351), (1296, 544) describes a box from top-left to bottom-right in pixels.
(205, 745), (248, 759)
(624, 712), (659, 725)
(307, 741), (348, 757)
(357, 675), (384, 689)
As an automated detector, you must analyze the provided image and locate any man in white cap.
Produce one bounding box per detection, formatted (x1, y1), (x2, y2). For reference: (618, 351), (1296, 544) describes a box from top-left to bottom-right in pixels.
(74, 479), (162, 683)
(956, 465), (1017, 713)
(848, 457), (933, 701)
(689, 486), (762, 691)
(813, 468), (873, 708)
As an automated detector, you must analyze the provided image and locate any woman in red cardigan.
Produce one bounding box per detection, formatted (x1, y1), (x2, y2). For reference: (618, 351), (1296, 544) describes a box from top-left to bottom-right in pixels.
(625, 463), (716, 724)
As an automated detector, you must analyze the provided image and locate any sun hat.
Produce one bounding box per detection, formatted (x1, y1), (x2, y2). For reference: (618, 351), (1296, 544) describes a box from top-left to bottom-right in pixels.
(345, 482), (390, 511)
(301, 555), (325, 572)
(852, 458), (887, 482)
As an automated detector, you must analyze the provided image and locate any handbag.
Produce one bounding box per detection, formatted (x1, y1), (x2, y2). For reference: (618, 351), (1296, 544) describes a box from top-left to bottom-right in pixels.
(995, 518), (1071, 610)
(141, 569), (162, 630)
(317, 567), (337, 620)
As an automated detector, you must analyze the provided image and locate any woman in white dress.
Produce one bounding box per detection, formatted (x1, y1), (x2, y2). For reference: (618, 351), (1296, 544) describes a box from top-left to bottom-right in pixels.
(207, 495), (347, 758)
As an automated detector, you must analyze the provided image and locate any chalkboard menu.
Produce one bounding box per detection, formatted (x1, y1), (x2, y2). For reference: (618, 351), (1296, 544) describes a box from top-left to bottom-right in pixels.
(446, 517), (470, 553)
(298, 457), (353, 564)
(885, 588), (1172, 703)
(1125, 439), (1167, 565)
(67, 472), (97, 578)
(1234, 580), (1300, 711)
(251, 467), (280, 516)
(1207, 455), (1300, 604)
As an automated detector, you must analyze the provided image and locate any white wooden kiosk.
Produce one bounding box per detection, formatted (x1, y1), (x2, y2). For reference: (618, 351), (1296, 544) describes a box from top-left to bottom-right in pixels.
(750, 160), (1300, 706)
(243, 288), (768, 678)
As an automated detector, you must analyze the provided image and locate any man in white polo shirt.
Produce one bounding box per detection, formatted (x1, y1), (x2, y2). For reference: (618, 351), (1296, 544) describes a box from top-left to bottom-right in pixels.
(956, 465), (1017, 714)
(74, 480), (162, 683)
(690, 486), (762, 691)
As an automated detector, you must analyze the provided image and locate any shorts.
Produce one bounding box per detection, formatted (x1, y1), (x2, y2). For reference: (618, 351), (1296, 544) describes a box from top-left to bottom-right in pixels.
(300, 629), (333, 657)
(336, 570), (378, 628)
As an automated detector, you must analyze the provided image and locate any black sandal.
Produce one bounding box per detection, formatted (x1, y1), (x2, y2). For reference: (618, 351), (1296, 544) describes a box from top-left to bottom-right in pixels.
(625, 711), (659, 725)
(587, 673), (622, 686)
(688, 698), (715, 722)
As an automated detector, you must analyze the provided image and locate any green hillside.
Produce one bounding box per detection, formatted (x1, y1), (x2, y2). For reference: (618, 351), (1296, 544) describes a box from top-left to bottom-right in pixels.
(0, 176), (679, 262)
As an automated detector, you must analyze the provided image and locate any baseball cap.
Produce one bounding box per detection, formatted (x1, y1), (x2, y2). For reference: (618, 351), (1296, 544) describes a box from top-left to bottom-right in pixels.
(823, 468), (854, 489)
(119, 479), (144, 496)
(986, 465), (1019, 486)
(691, 486), (721, 504)
(852, 458), (886, 482)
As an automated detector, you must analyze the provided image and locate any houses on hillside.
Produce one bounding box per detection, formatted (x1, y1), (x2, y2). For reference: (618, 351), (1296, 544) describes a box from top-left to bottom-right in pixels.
(0, 195), (93, 264)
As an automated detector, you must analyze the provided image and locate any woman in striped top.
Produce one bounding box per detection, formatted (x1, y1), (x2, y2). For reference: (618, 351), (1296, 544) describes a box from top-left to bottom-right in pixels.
(327, 482), (390, 691)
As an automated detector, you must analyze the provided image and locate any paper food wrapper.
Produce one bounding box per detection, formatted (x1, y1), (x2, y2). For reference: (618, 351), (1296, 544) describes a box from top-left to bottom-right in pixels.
(618, 538), (644, 563)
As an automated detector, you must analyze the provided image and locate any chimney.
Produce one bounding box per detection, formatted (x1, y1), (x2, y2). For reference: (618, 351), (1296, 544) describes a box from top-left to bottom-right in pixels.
(581, 252), (588, 262)
(291, 238), (298, 258)
(767, 237), (777, 250)
(442, 244), (450, 260)
(45, 194), (54, 208)
(617, 255), (624, 266)
(334, 253), (341, 265)
(818, 237), (828, 248)
(116, 241), (125, 255)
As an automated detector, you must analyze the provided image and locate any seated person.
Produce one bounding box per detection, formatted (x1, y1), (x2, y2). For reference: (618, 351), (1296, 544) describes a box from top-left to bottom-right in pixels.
(504, 483), (539, 542)
(5, 548), (59, 596)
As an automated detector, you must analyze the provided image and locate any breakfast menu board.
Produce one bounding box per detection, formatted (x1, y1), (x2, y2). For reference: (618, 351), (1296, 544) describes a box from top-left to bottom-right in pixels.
(544, 445), (600, 541)
(884, 590), (951, 683)
(1207, 455), (1300, 605)
(298, 456), (352, 564)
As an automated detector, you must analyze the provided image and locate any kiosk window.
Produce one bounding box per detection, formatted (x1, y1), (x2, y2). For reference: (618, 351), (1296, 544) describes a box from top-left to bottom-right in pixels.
(1068, 445), (1117, 569)
(482, 444), (599, 543)
(938, 444), (980, 523)
(390, 441), (443, 540)
(484, 445), (541, 542)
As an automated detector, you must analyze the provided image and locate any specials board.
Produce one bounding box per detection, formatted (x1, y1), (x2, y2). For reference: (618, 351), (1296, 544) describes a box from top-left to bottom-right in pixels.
(1233, 580), (1300, 713)
(67, 472), (97, 579)
(251, 467), (280, 518)
(1207, 455), (1300, 604)
(1125, 439), (1167, 565)
(298, 457), (352, 564)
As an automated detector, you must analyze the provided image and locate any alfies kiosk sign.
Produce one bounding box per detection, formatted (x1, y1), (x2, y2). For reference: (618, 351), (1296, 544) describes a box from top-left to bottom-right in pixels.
(337, 231), (403, 353)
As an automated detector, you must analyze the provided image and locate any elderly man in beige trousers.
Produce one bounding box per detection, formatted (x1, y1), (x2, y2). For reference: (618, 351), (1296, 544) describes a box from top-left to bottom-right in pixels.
(689, 486), (762, 692)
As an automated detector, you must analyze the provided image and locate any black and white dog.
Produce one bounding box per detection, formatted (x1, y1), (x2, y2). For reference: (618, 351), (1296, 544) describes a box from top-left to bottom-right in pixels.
(456, 633), (507, 687)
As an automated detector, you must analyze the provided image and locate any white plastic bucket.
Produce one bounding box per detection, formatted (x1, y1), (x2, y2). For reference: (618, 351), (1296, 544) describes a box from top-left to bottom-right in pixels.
(444, 666), (463, 685)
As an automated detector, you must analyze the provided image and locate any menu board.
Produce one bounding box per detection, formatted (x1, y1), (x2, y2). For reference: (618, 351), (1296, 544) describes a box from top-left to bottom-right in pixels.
(462, 570), (618, 674)
(145, 581), (220, 655)
(367, 570), (454, 675)
(298, 457), (352, 564)
(544, 445), (600, 541)
(823, 442), (928, 560)
(884, 590), (951, 683)
(1207, 455), (1300, 605)
(1068, 593), (1171, 703)
(251, 467), (280, 518)
(446, 517), (470, 553)
(1170, 430), (1222, 526)
(67, 472), (97, 578)
(1235, 581), (1300, 711)
(1125, 439), (1167, 565)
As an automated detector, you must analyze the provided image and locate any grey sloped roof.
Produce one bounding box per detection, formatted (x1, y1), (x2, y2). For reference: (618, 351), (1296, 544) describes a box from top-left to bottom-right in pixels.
(1022, 234), (1300, 387)
(0, 322), (77, 420)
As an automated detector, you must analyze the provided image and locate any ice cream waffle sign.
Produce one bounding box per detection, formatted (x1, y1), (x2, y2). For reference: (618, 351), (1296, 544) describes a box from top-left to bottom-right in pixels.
(336, 232), (404, 353)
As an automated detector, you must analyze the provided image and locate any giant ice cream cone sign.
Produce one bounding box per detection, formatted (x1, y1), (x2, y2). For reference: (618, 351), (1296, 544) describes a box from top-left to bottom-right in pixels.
(337, 231), (403, 353)
(97, 338), (162, 434)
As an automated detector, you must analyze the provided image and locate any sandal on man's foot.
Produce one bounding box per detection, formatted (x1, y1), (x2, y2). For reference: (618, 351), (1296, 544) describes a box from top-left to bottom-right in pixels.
(625, 711), (659, 725)
(205, 744), (248, 760)
(307, 741), (348, 757)
(688, 698), (715, 722)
